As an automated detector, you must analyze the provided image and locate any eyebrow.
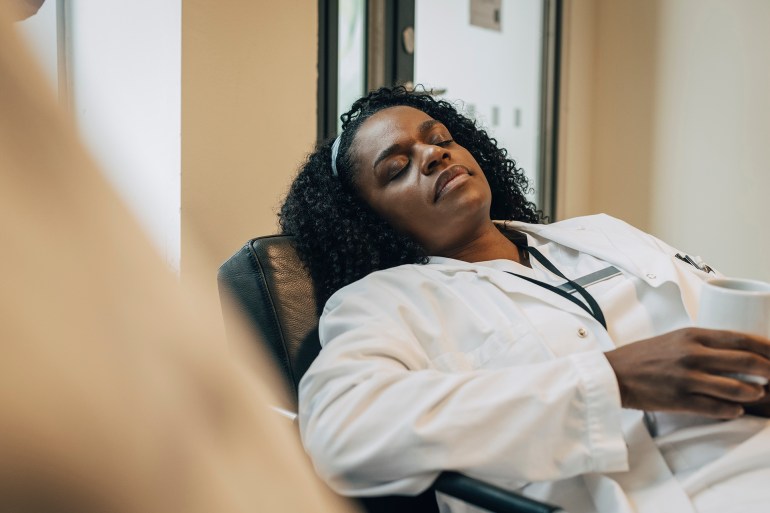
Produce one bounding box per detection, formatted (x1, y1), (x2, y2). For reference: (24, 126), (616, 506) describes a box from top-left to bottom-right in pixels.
(372, 119), (442, 170)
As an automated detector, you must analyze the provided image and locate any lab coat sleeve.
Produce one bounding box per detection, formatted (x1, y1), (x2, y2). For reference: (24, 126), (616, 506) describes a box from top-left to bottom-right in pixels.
(298, 276), (629, 497)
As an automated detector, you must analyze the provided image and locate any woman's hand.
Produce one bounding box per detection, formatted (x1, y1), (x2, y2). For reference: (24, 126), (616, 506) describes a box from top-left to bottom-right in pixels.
(604, 328), (770, 419)
(744, 384), (770, 417)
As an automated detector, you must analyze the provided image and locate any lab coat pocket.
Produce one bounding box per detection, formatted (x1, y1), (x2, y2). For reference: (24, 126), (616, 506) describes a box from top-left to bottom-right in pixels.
(431, 322), (553, 372)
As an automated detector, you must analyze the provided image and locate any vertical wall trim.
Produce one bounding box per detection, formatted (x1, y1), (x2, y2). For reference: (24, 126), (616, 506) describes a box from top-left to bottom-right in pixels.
(55, 0), (71, 111)
(317, 0), (339, 142)
(392, 0), (414, 86)
(367, 0), (386, 91)
(538, 0), (562, 220)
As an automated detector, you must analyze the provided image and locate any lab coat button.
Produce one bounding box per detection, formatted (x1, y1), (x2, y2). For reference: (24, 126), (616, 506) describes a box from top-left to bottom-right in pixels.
(577, 327), (588, 338)
(646, 273), (657, 280)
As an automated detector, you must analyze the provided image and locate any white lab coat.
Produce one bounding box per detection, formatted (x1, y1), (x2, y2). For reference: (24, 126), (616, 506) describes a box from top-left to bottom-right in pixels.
(298, 214), (770, 513)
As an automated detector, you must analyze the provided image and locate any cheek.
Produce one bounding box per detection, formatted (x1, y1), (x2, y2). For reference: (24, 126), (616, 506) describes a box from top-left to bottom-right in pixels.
(386, 196), (431, 230)
(373, 192), (435, 240)
(462, 150), (484, 177)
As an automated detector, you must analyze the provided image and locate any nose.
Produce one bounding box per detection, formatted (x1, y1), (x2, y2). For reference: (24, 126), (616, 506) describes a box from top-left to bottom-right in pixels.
(419, 143), (450, 175)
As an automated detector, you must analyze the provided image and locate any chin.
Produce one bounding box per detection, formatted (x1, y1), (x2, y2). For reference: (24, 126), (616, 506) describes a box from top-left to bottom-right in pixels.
(453, 190), (490, 214)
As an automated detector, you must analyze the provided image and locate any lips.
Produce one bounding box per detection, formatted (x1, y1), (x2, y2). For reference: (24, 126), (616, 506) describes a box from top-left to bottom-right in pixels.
(434, 165), (470, 201)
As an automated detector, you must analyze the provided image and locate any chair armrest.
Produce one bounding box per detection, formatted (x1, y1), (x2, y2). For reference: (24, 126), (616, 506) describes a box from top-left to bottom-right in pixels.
(267, 406), (565, 512)
(433, 471), (565, 513)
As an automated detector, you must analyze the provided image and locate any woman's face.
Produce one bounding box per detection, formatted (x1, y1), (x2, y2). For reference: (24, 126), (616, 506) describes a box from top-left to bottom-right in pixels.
(350, 105), (492, 256)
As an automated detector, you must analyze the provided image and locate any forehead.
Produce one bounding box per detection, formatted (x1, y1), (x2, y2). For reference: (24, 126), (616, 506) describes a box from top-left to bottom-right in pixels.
(351, 105), (436, 159)
(359, 105), (434, 138)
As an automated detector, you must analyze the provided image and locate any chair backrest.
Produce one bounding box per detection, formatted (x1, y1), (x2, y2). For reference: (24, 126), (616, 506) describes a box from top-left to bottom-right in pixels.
(217, 235), (321, 404)
(217, 235), (562, 513)
(217, 235), (448, 513)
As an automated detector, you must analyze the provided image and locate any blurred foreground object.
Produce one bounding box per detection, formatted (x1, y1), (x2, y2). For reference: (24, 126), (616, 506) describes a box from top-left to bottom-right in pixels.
(0, 6), (354, 513)
(6, 0), (45, 20)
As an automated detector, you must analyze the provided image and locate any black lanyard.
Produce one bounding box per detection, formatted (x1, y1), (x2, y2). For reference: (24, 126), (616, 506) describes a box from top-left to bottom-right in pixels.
(505, 244), (608, 329)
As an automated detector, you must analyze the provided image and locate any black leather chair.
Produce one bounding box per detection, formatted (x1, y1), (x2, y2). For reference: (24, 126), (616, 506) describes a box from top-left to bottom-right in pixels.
(218, 235), (564, 513)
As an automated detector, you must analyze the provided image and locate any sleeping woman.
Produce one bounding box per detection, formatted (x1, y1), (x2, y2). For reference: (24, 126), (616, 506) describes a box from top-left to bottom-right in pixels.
(279, 86), (770, 513)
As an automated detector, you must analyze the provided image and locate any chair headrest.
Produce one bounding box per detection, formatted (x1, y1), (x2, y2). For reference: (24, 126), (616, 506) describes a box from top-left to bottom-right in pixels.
(217, 235), (320, 403)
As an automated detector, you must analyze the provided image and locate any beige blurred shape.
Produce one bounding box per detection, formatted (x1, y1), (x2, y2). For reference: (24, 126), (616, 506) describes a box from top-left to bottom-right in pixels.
(0, 6), (355, 513)
(4, 0), (45, 21)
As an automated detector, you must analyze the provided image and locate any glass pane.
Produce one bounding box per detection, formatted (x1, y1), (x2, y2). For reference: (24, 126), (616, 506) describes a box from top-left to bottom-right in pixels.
(414, 0), (544, 201)
(338, 0), (367, 132)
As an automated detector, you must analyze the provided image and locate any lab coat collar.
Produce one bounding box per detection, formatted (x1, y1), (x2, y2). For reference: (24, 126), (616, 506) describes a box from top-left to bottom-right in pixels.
(496, 214), (677, 288)
(426, 254), (603, 325)
(428, 214), (703, 321)
(508, 214), (706, 321)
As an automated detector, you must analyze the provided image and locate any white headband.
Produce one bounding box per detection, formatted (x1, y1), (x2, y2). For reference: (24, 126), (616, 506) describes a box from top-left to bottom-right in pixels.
(330, 135), (342, 177)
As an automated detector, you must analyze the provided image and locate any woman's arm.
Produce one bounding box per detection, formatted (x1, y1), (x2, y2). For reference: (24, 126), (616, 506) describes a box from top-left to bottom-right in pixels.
(300, 348), (628, 496)
(298, 283), (629, 497)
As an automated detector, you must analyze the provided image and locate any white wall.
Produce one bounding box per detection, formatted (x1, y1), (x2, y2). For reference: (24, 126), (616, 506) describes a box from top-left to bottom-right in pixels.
(560, 0), (770, 282)
(66, 0), (181, 269)
(649, 0), (770, 281)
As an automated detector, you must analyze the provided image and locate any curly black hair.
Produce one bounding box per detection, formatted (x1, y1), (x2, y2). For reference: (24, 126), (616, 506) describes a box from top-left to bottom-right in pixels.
(279, 86), (543, 308)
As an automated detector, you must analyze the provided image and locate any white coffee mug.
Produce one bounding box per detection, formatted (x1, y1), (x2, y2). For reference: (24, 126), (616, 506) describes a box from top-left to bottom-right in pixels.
(697, 277), (770, 385)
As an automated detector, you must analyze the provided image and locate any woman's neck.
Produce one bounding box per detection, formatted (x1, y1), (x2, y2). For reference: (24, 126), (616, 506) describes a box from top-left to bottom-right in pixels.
(441, 222), (530, 267)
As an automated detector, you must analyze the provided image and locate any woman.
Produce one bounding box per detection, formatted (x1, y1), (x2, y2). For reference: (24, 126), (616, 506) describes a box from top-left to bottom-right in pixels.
(280, 86), (770, 513)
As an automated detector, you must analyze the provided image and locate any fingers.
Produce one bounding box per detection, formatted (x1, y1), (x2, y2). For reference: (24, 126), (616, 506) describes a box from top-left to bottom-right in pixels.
(687, 370), (766, 403)
(744, 385), (770, 417)
(682, 394), (744, 419)
(696, 328), (770, 359)
(685, 346), (770, 385)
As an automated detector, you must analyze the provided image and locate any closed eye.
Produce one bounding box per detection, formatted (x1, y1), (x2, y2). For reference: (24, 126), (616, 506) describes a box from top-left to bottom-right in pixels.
(390, 161), (410, 181)
(385, 138), (452, 181)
